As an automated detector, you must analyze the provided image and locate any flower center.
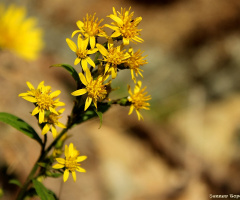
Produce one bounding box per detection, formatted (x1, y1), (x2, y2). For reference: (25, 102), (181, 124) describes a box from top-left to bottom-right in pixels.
(65, 157), (80, 172)
(107, 48), (125, 65)
(83, 14), (103, 36)
(84, 22), (100, 36)
(76, 49), (88, 59)
(130, 90), (150, 110)
(86, 79), (107, 100)
(46, 113), (59, 124)
(120, 21), (138, 39)
(36, 93), (54, 110)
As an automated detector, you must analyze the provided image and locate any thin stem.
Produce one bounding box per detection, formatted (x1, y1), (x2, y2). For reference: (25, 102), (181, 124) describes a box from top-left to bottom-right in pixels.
(41, 134), (47, 155)
(16, 122), (73, 199)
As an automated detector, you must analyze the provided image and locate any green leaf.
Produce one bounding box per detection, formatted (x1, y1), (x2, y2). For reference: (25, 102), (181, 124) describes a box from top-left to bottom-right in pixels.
(95, 110), (103, 129)
(75, 102), (110, 124)
(50, 64), (81, 88)
(37, 162), (48, 168)
(32, 179), (56, 200)
(9, 179), (22, 188)
(0, 112), (42, 145)
(46, 171), (62, 178)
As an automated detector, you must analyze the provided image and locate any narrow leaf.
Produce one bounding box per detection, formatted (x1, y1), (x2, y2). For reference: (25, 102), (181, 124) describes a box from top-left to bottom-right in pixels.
(0, 112), (42, 145)
(9, 179), (22, 188)
(32, 179), (56, 200)
(95, 110), (103, 129)
(50, 64), (81, 88)
(75, 102), (110, 124)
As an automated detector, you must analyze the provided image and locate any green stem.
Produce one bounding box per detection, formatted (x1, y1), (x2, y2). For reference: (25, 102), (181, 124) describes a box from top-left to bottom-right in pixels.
(16, 122), (73, 200)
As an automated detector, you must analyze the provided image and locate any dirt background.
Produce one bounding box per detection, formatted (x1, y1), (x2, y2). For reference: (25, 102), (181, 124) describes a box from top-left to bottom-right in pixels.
(1, 0), (240, 199)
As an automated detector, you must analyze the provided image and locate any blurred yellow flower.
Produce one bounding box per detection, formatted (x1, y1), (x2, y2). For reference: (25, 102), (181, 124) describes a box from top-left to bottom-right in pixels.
(0, 4), (43, 60)
(71, 68), (109, 110)
(72, 13), (107, 49)
(128, 81), (151, 120)
(52, 143), (87, 182)
(106, 7), (143, 45)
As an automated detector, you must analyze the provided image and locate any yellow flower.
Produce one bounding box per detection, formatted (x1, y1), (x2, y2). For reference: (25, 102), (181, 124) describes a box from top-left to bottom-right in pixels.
(66, 36), (98, 71)
(19, 81), (65, 124)
(42, 108), (66, 138)
(105, 7), (143, 45)
(127, 81), (151, 120)
(96, 39), (130, 78)
(52, 143), (87, 182)
(124, 48), (147, 82)
(19, 81), (50, 99)
(0, 4), (43, 60)
(71, 13), (107, 49)
(71, 68), (109, 110)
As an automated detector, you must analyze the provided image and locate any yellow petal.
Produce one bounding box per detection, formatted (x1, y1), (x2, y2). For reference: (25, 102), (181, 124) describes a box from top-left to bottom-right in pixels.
(76, 166), (86, 173)
(39, 110), (45, 124)
(87, 48), (98, 54)
(93, 99), (97, 109)
(63, 169), (69, 182)
(81, 37), (88, 50)
(57, 122), (66, 129)
(81, 59), (88, 71)
(72, 171), (77, 182)
(66, 38), (77, 52)
(19, 92), (29, 97)
(108, 14), (123, 26)
(111, 67), (117, 79)
(42, 124), (50, 135)
(49, 107), (59, 115)
(123, 37), (129, 45)
(76, 20), (84, 29)
(86, 57), (95, 67)
(85, 68), (92, 83)
(22, 96), (37, 103)
(84, 97), (92, 111)
(56, 158), (66, 164)
(89, 36), (96, 49)
(65, 144), (69, 158)
(50, 90), (61, 98)
(134, 16), (142, 25)
(69, 143), (74, 155)
(111, 31), (121, 38)
(77, 156), (87, 162)
(104, 24), (118, 31)
(128, 105), (134, 115)
(26, 81), (34, 90)
(51, 126), (57, 138)
(96, 44), (108, 56)
(71, 30), (81, 38)
(58, 108), (65, 114)
(32, 107), (40, 116)
(74, 57), (81, 65)
(71, 89), (87, 96)
(79, 73), (87, 85)
(136, 110), (143, 120)
(52, 163), (64, 169)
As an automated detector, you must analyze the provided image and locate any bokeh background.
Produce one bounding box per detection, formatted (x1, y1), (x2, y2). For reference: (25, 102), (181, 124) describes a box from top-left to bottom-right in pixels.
(1, 0), (240, 199)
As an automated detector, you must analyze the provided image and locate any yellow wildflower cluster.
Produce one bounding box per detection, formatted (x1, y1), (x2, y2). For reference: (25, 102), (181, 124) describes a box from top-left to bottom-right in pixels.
(19, 81), (66, 138)
(53, 143), (87, 182)
(0, 4), (43, 60)
(68, 7), (151, 120)
(16, 7), (151, 189)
